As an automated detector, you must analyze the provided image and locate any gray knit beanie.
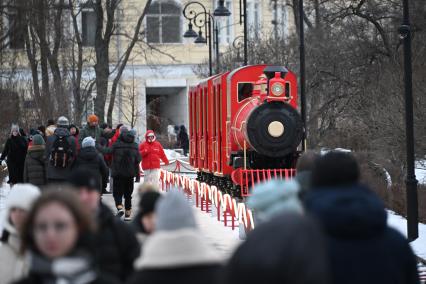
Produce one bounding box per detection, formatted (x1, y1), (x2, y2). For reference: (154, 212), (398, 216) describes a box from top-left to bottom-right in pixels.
(82, 137), (96, 148)
(155, 190), (197, 231)
(57, 116), (69, 127)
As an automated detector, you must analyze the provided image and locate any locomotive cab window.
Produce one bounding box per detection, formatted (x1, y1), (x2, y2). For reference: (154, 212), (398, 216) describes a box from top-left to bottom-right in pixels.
(238, 83), (254, 102)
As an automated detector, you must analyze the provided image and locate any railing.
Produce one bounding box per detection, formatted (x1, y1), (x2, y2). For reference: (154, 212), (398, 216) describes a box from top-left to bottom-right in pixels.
(234, 168), (296, 196)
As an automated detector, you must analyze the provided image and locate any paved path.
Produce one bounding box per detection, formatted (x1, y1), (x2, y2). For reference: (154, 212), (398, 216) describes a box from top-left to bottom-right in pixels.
(102, 182), (241, 260)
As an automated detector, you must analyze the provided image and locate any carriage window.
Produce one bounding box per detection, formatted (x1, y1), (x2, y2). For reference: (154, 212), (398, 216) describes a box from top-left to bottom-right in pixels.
(238, 83), (253, 102)
(285, 82), (291, 99)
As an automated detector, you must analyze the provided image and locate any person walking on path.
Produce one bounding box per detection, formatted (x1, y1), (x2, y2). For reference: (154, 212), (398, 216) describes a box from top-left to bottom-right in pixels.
(103, 129), (141, 220)
(44, 116), (76, 184)
(73, 137), (108, 193)
(129, 191), (221, 284)
(67, 169), (140, 283)
(0, 184), (40, 284)
(23, 134), (47, 187)
(0, 124), (28, 185)
(69, 124), (80, 154)
(305, 152), (419, 284)
(14, 189), (116, 284)
(176, 125), (189, 156)
(139, 130), (169, 186)
(79, 115), (102, 145)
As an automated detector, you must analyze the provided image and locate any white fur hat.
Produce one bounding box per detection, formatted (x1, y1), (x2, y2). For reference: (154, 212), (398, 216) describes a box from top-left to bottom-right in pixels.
(10, 124), (19, 134)
(2, 184), (41, 235)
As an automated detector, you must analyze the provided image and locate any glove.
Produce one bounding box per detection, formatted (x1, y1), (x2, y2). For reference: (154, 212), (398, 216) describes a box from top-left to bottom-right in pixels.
(1, 160), (6, 167)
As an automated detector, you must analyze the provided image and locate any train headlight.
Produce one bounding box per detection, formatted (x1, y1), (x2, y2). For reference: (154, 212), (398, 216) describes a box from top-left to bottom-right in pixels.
(271, 82), (284, 96)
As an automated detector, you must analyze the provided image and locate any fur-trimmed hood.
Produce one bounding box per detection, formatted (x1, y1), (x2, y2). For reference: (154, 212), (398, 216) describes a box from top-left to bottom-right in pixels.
(134, 228), (221, 269)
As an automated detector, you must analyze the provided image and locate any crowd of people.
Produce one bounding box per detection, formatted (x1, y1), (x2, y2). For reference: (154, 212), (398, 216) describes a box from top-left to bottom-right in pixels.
(0, 117), (421, 284)
(0, 116), (170, 219)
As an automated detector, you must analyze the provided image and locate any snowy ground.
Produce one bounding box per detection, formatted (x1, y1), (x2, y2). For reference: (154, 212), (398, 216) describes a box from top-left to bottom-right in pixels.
(102, 180), (241, 260)
(387, 210), (426, 260)
(416, 160), (426, 185)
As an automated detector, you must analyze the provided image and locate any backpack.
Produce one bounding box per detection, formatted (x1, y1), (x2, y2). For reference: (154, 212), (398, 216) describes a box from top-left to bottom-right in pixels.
(50, 135), (72, 168)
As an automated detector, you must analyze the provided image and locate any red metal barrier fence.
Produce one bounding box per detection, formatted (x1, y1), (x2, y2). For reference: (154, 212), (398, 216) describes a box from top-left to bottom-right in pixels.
(232, 169), (297, 196)
(159, 168), (295, 232)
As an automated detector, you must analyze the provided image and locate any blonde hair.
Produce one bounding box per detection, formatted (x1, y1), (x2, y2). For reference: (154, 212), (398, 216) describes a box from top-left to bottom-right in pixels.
(138, 182), (159, 194)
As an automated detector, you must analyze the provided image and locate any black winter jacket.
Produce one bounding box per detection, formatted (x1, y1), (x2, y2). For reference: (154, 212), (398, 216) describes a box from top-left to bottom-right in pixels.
(109, 132), (141, 178)
(224, 213), (330, 284)
(73, 147), (108, 189)
(305, 184), (419, 284)
(128, 266), (222, 284)
(23, 145), (47, 186)
(94, 203), (140, 282)
(1, 135), (28, 184)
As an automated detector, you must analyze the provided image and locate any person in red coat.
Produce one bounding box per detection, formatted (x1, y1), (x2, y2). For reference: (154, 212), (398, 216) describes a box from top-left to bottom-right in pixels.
(139, 130), (169, 187)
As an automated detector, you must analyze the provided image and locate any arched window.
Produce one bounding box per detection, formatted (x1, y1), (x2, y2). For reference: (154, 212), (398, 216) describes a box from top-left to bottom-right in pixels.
(146, 1), (181, 43)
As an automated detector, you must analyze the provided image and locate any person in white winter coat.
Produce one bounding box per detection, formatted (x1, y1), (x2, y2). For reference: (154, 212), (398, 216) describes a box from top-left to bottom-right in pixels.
(0, 184), (40, 284)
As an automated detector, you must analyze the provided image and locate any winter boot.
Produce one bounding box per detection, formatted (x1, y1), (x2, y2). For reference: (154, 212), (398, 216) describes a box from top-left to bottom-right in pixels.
(124, 209), (132, 221)
(116, 205), (124, 217)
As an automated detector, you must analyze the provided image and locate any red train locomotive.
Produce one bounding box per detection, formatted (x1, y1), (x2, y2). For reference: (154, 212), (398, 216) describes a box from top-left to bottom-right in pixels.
(188, 65), (303, 197)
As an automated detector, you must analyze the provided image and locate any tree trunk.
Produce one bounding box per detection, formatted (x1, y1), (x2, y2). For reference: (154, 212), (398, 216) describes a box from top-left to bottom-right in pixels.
(106, 0), (152, 125)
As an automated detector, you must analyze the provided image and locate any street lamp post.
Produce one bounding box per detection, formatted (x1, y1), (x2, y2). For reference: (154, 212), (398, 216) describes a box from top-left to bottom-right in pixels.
(213, 0), (249, 66)
(399, 0), (418, 241)
(241, 0), (248, 66)
(232, 36), (244, 66)
(298, 0), (307, 151)
(183, 2), (221, 76)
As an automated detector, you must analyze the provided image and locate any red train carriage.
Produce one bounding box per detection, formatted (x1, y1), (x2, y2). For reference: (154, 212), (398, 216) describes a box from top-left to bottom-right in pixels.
(189, 65), (303, 197)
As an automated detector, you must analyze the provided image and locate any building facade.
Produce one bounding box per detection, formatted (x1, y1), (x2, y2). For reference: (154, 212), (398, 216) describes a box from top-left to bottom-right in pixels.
(1, 0), (295, 139)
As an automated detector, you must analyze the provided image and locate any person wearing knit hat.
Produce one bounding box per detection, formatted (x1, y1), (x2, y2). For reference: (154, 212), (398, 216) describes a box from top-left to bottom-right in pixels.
(24, 134), (47, 187)
(0, 184), (41, 283)
(44, 116), (76, 183)
(129, 190), (221, 284)
(67, 167), (140, 282)
(72, 137), (108, 193)
(82, 136), (96, 148)
(79, 114), (102, 146)
(248, 179), (303, 226)
(56, 116), (70, 128)
(1, 124), (28, 185)
(32, 134), (45, 146)
(132, 191), (162, 245)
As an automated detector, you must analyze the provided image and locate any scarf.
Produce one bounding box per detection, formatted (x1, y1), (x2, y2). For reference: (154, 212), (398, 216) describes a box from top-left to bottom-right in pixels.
(28, 252), (97, 284)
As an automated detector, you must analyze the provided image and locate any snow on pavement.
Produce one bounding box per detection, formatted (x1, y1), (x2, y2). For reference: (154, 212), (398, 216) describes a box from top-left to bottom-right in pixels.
(102, 182), (241, 260)
(387, 210), (426, 259)
(190, 199), (241, 259)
